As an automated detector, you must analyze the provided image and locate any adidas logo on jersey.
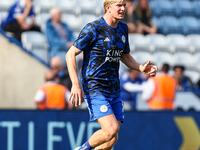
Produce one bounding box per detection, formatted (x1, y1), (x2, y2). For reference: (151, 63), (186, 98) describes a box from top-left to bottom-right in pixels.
(104, 37), (110, 41)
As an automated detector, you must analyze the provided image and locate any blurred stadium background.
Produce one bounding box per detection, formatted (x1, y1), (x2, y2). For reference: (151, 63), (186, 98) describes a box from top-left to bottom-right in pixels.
(1, 0), (200, 150)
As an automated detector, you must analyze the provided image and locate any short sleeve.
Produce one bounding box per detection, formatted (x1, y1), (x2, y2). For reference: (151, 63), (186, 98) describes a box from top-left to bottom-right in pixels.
(65, 91), (71, 102)
(13, 6), (23, 18)
(73, 23), (96, 51)
(124, 25), (130, 54)
(34, 89), (45, 102)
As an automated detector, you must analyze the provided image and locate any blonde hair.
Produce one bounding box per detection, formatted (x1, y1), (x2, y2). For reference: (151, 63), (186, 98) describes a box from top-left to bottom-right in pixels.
(104, 0), (125, 14)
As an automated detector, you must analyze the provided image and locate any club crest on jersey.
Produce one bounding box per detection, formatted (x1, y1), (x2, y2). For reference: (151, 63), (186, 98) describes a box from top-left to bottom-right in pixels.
(100, 105), (108, 112)
(122, 35), (125, 43)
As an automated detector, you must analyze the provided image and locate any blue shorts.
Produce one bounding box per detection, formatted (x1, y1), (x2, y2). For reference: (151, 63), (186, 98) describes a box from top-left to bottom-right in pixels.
(84, 94), (124, 122)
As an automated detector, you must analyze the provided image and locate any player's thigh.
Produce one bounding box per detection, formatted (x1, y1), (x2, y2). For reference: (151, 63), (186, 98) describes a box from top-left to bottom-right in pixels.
(97, 114), (121, 132)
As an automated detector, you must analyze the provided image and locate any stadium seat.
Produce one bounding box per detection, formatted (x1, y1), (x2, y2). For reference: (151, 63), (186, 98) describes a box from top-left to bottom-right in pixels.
(0, 0), (15, 11)
(150, 0), (175, 17)
(174, 52), (195, 67)
(132, 52), (155, 65)
(34, 0), (56, 14)
(35, 13), (50, 32)
(55, 0), (77, 15)
(149, 1), (157, 17)
(151, 17), (161, 30)
(21, 31), (49, 62)
(80, 14), (99, 29)
(95, 0), (104, 7)
(180, 16), (200, 35)
(184, 66), (200, 84)
(195, 53), (200, 65)
(0, 12), (8, 26)
(75, 0), (97, 15)
(194, 1), (200, 18)
(167, 34), (190, 53)
(174, 0), (195, 17)
(159, 16), (182, 35)
(62, 14), (82, 32)
(146, 34), (169, 53)
(154, 51), (175, 67)
(73, 31), (80, 39)
(95, 0), (104, 16)
(187, 34), (200, 53)
(31, 46), (49, 63)
(128, 34), (150, 54)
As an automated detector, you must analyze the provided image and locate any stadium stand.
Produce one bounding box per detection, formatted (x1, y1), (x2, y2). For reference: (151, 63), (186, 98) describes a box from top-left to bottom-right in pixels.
(35, 13), (50, 32)
(132, 51), (154, 65)
(21, 31), (49, 63)
(62, 14), (82, 32)
(0, 12), (7, 26)
(150, 0), (175, 17)
(194, 1), (200, 18)
(167, 34), (190, 53)
(151, 17), (161, 30)
(180, 16), (200, 35)
(55, 0), (77, 15)
(184, 66), (200, 84)
(174, 51), (195, 67)
(76, 0), (97, 15)
(0, 0), (15, 12)
(80, 14), (99, 29)
(33, 0), (56, 14)
(174, 0), (195, 18)
(146, 34), (169, 52)
(129, 33), (150, 54)
(159, 16), (182, 35)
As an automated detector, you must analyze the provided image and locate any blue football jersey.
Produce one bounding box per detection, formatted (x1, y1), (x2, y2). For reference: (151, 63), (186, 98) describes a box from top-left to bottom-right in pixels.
(73, 17), (130, 98)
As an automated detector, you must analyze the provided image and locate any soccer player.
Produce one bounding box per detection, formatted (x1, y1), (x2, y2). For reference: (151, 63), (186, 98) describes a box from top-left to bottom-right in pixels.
(66, 0), (157, 149)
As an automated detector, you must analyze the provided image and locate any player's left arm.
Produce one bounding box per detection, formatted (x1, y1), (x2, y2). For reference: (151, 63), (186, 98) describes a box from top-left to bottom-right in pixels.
(120, 53), (157, 76)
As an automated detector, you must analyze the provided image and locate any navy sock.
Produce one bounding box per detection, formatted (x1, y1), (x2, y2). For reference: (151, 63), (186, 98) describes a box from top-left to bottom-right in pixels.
(79, 140), (94, 150)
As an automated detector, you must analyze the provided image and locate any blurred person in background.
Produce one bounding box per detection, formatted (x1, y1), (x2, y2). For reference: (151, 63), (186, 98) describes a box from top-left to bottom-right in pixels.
(34, 70), (73, 110)
(134, 0), (157, 35)
(142, 63), (177, 110)
(1, 0), (41, 42)
(123, 0), (142, 33)
(173, 65), (194, 91)
(120, 69), (145, 110)
(50, 55), (72, 91)
(45, 7), (75, 59)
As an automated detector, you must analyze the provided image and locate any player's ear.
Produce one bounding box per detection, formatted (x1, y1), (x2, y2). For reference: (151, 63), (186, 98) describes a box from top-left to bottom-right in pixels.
(105, 4), (111, 13)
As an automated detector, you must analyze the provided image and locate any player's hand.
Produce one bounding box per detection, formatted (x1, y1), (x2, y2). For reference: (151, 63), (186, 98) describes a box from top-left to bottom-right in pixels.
(68, 83), (84, 107)
(140, 61), (157, 77)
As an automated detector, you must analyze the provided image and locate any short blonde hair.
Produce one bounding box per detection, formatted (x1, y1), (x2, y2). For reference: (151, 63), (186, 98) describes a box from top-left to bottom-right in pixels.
(104, 0), (125, 14)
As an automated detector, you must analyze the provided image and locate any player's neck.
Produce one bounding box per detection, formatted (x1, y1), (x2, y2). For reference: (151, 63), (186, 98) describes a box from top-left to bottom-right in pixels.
(103, 15), (118, 28)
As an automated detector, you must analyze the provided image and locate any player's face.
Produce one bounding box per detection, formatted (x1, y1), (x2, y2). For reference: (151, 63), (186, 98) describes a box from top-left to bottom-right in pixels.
(109, 0), (126, 20)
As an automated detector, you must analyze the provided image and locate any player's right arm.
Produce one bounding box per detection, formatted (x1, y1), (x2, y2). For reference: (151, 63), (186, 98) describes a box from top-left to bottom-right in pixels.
(66, 46), (83, 107)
